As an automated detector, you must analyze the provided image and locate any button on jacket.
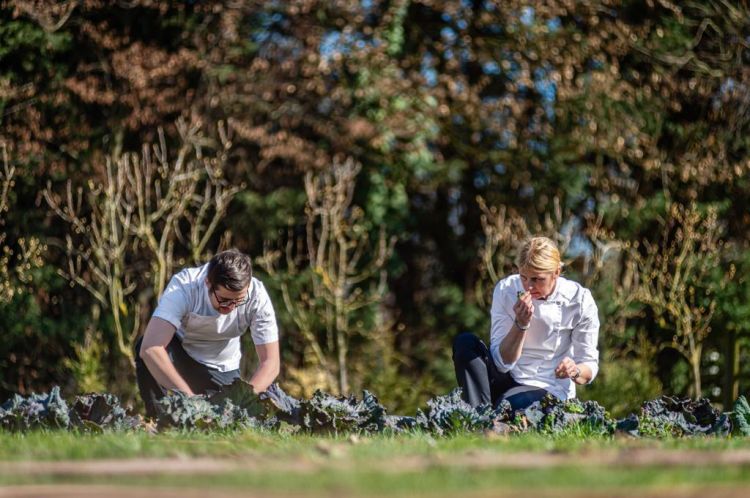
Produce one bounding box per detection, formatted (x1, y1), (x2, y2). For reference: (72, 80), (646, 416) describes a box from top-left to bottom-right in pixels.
(489, 274), (600, 400)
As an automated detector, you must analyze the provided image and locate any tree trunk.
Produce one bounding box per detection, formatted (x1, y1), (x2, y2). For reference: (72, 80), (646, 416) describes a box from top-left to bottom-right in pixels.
(337, 329), (348, 395)
(690, 346), (702, 399)
(723, 329), (740, 407)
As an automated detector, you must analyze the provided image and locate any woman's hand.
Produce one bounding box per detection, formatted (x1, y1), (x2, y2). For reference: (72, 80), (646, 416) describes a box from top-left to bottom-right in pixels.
(555, 357), (579, 380)
(513, 291), (534, 328)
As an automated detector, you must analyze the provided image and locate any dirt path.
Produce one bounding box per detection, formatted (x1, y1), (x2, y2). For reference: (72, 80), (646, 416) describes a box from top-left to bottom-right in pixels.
(2, 484), (750, 498)
(2, 448), (750, 498)
(0, 486), (284, 498)
(2, 448), (750, 477)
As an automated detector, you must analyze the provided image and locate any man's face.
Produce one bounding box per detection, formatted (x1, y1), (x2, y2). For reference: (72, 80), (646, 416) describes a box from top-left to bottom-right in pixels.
(208, 282), (250, 314)
(519, 267), (560, 300)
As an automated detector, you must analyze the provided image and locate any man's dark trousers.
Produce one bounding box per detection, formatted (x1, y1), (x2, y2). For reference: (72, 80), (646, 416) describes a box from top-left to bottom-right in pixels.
(135, 335), (240, 418)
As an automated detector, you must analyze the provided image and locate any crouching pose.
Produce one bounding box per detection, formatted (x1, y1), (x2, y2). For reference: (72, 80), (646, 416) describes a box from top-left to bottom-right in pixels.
(453, 236), (599, 410)
(135, 249), (280, 418)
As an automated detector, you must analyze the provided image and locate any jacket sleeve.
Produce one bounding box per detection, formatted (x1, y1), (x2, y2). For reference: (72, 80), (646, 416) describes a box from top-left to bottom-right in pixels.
(152, 272), (190, 329)
(489, 280), (517, 373)
(248, 280), (279, 345)
(571, 288), (600, 382)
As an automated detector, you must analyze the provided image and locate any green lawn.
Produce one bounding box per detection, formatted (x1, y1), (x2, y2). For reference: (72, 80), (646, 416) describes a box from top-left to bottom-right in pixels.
(1, 431), (750, 497)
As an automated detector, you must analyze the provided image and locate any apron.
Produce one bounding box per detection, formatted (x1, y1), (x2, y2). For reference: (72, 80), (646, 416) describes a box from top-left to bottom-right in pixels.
(179, 311), (245, 372)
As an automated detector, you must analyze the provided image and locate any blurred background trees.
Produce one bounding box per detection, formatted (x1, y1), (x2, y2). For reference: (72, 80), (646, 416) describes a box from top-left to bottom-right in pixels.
(1, 0), (748, 415)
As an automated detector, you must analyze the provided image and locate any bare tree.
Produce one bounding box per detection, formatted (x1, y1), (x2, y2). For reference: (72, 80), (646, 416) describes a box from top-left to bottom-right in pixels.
(1, 141), (18, 303)
(1, 142), (44, 303)
(582, 212), (623, 277)
(11, 0), (79, 32)
(44, 119), (241, 364)
(259, 158), (394, 394)
(474, 195), (574, 309)
(625, 202), (731, 398)
(0, 143), (13, 220)
(474, 196), (529, 308)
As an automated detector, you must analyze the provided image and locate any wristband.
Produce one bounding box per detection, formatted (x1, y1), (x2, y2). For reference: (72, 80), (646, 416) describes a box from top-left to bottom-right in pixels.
(514, 319), (530, 331)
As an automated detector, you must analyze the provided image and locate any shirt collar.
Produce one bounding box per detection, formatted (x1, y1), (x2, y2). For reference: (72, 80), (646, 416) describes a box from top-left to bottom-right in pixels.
(541, 277), (561, 302)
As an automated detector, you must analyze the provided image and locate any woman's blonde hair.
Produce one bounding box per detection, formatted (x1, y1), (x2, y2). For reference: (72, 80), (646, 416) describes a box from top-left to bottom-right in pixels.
(516, 236), (562, 273)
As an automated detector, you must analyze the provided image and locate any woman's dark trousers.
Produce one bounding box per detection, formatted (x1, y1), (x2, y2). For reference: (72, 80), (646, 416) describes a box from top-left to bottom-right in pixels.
(452, 332), (519, 408)
(135, 335), (240, 418)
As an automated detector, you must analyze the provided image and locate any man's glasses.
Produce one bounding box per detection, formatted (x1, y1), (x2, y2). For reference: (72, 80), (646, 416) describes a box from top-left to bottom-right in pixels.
(212, 288), (249, 307)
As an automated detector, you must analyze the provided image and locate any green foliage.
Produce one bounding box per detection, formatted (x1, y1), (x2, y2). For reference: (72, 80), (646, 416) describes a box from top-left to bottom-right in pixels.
(423, 284), (487, 340)
(155, 392), (262, 431)
(0, 387), (139, 432)
(362, 170), (409, 230)
(4, 383), (750, 445)
(1, 0), (750, 403)
(0, 386), (70, 431)
(295, 390), (387, 434)
(69, 393), (140, 432)
(208, 380), (266, 418)
(578, 354), (663, 419)
(415, 389), (505, 436)
(616, 396), (731, 438)
(667, 360), (692, 397)
(0, 17), (71, 75)
(520, 396), (614, 437)
(233, 189), (306, 242)
(0, 264), (90, 399)
(63, 330), (107, 394)
(355, 326), (433, 414)
(731, 396), (750, 437)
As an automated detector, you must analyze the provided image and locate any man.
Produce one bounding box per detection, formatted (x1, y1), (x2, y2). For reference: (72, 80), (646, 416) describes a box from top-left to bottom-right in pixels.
(452, 236), (600, 410)
(135, 249), (280, 418)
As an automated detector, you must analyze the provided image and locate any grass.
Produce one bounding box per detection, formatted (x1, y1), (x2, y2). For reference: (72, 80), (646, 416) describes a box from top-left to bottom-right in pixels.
(8, 466), (750, 497)
(3, 428), (750, 461)
(1, 430), (750, 496)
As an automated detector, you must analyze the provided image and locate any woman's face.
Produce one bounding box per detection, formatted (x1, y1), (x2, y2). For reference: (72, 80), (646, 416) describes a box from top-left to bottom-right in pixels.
(519, 267), (560, 300)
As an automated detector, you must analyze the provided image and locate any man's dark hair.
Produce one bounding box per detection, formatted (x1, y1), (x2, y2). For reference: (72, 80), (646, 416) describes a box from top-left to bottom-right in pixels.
(206, 249), (252, 291)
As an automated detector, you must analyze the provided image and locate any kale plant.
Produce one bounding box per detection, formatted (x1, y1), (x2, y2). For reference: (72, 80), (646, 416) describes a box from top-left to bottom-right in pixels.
(2, 384), (747, 440)
(154, 392), (219, 430)
(154, 381), (306, 431)
(520, 396), (614, 436)
(415, 389), (511, 435)
(385, 415), (419, 432)
(0, 386), (71, 431)
(208, 379), (266, 418)
(70, 393), (141, 432)
(616, 396), (730, 437)
(296, 390), (388, 434)
(154, 391), (261, 431)
(259, 383), (302, 425)
(730, 395), (750, 437)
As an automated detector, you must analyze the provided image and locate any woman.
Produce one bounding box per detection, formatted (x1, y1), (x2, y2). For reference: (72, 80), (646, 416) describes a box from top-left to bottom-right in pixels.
(452, 236), (600, 410)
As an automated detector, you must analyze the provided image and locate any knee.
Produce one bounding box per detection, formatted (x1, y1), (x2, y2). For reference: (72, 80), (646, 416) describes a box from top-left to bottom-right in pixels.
(452, 332), (481, 362)
(506, 389), (548, 411)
